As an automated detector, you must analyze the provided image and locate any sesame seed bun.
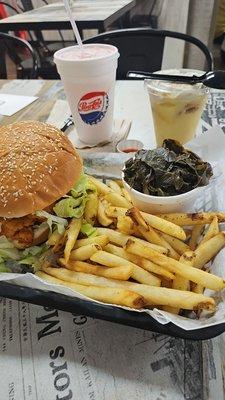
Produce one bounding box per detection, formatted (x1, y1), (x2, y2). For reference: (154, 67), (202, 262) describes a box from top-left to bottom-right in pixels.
(0, 121), (83, 218)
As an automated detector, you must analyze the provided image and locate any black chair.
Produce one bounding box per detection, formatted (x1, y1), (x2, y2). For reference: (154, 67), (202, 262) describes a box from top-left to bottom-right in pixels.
(0, 32), (38, 78)
(84, 28), (213, 79)
(20, 0), (66, 53)
(0, 1), (63, 79)
(0, 1), (35, 42)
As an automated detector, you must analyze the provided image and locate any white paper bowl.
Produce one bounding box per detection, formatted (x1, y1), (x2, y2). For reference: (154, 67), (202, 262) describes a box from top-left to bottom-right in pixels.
(122, 174), (205, 213)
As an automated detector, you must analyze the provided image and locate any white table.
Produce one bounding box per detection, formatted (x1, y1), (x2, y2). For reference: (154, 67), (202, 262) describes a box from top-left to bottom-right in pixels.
(0, 80), (225, 400)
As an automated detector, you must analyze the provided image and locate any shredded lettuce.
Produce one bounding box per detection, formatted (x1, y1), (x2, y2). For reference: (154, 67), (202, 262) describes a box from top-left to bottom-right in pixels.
(23, 246), (43, 256)
(54, 173), (96, 219)
(80, 222), (97, 238)
(0, 236), (20, 261)
(70, 173), (96, 198)
(0, 236), (15, 249)
(0, 248), (20, 260)
(19, 255), (37, 266)
(0, 237), (49, 273)
(36, 210), (67, 234)
(0, 262), (11, 273)
(53, 197), (86, 218)
(19, 244), (49, 270)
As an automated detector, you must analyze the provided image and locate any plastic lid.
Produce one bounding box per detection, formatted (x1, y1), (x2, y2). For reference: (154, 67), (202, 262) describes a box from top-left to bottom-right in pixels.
(54, 43), (119, 64)
(145, 68), (209, 95)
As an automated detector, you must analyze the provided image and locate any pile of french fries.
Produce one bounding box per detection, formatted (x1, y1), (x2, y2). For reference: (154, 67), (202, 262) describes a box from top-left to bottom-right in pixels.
(36, 175), (225, 316)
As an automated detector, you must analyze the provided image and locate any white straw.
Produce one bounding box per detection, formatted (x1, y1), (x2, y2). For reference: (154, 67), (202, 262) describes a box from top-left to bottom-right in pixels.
(62, 0), (83, 48)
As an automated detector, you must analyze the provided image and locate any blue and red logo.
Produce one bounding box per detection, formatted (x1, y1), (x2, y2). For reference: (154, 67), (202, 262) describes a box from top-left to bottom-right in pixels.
(78, 91), (109, 125)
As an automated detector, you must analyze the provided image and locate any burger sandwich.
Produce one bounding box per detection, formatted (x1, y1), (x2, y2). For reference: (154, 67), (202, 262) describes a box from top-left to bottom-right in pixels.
(0, 120), (96, 272)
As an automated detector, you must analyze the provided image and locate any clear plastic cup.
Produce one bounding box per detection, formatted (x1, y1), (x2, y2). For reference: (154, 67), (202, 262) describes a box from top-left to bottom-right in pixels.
(145, 69), (209, 146)
(54, 44), (119, 145)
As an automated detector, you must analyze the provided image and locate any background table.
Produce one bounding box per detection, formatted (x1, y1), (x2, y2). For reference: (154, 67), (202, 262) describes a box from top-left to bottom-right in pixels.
(0, 0), (136, 33)
(0, 79), (225, 400)
(1, 79), (224, 150)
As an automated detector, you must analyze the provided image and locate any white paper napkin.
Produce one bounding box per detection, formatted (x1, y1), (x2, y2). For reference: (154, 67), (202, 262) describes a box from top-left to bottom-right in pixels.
(0, 94), (38, 116)
(0, 80), (44, 96)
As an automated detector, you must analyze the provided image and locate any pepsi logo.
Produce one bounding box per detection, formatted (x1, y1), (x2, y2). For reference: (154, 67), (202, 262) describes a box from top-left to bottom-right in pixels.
(78, 91), (109, 125)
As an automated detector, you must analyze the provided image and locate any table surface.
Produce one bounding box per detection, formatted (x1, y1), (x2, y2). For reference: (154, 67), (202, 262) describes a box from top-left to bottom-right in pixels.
(0, 79), (157, 153)
(1, 79), (224, 151)
(0, 79), (225, 400)
(0, 0), (135, 30)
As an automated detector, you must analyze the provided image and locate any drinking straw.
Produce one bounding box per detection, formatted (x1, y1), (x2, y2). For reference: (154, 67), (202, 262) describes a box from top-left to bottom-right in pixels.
(62, 0), (83, 48)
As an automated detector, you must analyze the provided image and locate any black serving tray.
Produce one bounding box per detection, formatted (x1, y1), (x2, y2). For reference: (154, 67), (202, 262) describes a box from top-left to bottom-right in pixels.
(0, 281), (224, 340)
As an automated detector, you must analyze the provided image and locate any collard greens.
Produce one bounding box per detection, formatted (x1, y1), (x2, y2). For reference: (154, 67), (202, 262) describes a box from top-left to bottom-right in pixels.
(123, 139), (213, 196)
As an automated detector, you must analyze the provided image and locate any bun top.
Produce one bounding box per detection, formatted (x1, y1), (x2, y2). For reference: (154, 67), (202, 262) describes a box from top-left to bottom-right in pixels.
(0, 121), (82, 218)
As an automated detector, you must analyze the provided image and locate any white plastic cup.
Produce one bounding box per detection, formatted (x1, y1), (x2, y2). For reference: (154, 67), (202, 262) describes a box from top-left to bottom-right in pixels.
(145, 69), (209, 147)
(54, 44), (119, 145)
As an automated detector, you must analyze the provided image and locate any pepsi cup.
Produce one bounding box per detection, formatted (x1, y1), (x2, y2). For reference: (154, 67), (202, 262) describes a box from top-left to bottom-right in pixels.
(54, 44), (119, 145)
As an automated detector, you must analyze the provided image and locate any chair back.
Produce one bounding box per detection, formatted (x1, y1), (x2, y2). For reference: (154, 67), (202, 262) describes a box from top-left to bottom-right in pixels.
(0, 32), (38, 79)
(84, 28), (213, 79)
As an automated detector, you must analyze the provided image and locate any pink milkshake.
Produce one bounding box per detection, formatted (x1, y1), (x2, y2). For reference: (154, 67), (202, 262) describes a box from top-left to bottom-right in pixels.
(54, 44), (119, 145)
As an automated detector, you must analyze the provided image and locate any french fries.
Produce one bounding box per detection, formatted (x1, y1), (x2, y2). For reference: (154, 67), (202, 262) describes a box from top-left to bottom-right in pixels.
(164, 251), (194, 314)
(127, 207), (186, 240)
(105, 205), (127, 218)
(194, 232), (225, 269)
(107, 180), (122, 194)
(84, 192), (98, 225)
(37, 271), (145, 309)
(157, 212), (225, 226)
(47, 229), (63, 246)
(87, 175), (112, 195)
(104, 244), (175, 280)
(138, 226), (180, 260)
(96, 228), (168, 254)
(41, 267), (215, 312)
(114, 179), (123, 188)
(34, 174), (225, 320)
(90, 250), (161, 286)
(105, 206), (186, 240)
(97, 200), (114, 227)
(104, 192), (132, 208)
(160, 232), (190, 255)
(125, 239), (225, 291)
(128, 207), (179, 259)
(127, 207), (148, 229)
(69, 244), (101, 261)
(140, 259), (175, 280)
(200, 216), (219, 245)
(64, 218), (82, 263)
(189, 225), (204, 250)
(192, 283), (204, 294)
(117, 215), (135, 235)
(121, 188), (132, 203)
(62, 260), (133, 280)
(73, 235), (109, 249)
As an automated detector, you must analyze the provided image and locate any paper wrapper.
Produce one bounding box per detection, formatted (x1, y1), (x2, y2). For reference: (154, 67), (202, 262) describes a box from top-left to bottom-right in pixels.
(1, 126), (225, 331)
